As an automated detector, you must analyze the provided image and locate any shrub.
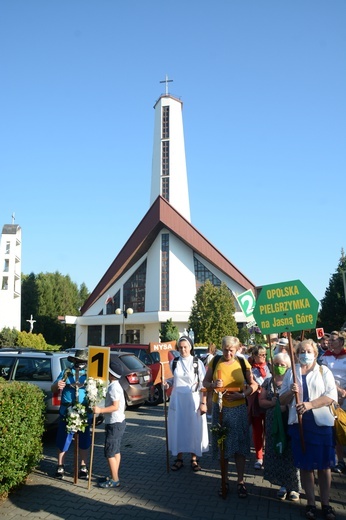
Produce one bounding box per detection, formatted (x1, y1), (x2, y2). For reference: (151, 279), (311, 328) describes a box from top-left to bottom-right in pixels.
(17, 331), (48, 350)
(0, 380), (45, 498)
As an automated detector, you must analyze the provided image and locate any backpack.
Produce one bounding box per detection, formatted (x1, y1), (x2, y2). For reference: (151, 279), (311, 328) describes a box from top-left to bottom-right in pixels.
(319, 365), (346, 446)
(211, 354), (248, 382)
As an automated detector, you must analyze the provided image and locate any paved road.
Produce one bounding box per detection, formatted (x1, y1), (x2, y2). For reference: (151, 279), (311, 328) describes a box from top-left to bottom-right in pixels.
(1, 404), (345, 520)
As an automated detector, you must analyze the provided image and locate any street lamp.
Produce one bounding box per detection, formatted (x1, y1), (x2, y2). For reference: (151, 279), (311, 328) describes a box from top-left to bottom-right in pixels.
(115, 305), (133, 343)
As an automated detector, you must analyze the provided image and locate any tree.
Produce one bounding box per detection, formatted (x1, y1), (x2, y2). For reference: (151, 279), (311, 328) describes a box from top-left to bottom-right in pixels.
(188, 281), (238, 348)
(318, 250), (346, 332)
(21, 272), (90, 347)
(159, 318), (180, 342)
(0, 327), (19, 347)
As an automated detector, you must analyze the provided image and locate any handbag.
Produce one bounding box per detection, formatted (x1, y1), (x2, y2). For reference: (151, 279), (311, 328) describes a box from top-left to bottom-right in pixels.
(272, 399), (287, 455)
(330, 402), (346, 446)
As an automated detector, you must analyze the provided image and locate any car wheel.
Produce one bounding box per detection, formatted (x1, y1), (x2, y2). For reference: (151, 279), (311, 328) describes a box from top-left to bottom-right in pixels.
(145, 384), (163, 406)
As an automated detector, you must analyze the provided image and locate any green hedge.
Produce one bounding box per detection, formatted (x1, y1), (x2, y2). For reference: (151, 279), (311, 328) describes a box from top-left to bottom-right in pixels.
(0, 380), (45, 498)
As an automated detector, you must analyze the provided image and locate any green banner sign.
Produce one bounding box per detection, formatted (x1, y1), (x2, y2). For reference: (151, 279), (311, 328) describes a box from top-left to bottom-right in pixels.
(253, 279), (319, 334)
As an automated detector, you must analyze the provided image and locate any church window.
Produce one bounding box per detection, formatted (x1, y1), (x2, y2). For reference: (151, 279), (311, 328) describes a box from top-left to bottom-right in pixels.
(162, 141), (169, 174)
(87, 325), (102, 346)
(105, 325), (120, 345)
(123, 260), (146, 312)
(5, 242), (10, 255)
(162, 176), (169, 200)
(3, 259), (9, 272)
(106, 290), (120, 315)
(162, 105), (169, 138)
(161, 234), (169, 311)
(194, 257), (222, 291)
(1, 277), (8, 290)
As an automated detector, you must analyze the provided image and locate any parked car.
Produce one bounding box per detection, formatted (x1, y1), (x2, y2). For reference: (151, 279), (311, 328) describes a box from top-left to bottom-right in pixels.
(109, 344), (177, 406)
(64, 347), (152, 408)
(194, 346), (223, 366)
(109, 351), (151, 407)
(0, 348), (73, 429)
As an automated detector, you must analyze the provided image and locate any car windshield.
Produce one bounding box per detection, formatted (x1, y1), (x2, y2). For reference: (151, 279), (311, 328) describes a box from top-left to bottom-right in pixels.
(61, 357), (73, 371)
(114, 354), (145, 371)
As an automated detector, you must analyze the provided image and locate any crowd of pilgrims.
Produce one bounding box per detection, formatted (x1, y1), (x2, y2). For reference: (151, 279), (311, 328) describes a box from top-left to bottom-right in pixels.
(164, 331), (346, 520)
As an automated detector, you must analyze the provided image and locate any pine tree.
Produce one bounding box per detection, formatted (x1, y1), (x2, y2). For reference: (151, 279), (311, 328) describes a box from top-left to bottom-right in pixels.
(189, 280), (238, 348)
(318, 250), (346, 332)
(159, 318), (180, 342)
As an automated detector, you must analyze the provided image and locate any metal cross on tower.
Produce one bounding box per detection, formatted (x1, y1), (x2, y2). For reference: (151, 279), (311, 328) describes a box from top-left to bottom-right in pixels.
(160, 74), (173, 95)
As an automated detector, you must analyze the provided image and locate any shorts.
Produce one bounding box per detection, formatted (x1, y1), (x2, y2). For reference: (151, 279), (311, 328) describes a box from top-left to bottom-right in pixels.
(56, 416), (92, 452)
(104, 421), (126, 458)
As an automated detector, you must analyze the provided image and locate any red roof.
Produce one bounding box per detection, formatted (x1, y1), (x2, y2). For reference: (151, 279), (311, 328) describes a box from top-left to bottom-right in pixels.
(80, 196), (255, 314)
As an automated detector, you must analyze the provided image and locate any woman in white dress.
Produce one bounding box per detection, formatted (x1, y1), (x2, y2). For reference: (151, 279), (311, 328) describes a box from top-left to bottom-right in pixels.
(164, 335), (209, 471)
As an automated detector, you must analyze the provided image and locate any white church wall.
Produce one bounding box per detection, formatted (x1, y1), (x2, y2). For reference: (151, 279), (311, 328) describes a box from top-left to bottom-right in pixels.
(145, 236), (161, 311)
(169, 233), (196, 313)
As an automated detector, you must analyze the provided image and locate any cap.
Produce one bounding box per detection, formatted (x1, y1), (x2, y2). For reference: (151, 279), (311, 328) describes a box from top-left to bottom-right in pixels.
(276, 338), (289, 347)
(109, 360), (123, 379)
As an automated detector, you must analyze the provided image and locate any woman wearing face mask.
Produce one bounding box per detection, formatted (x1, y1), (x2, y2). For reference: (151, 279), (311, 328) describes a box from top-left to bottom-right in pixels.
(279, 339), (338, 520)
(259, 353), (301, 501)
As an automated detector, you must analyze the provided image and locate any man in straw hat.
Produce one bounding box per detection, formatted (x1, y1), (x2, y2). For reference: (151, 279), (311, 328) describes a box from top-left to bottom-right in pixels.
(51, 348), (91, 479)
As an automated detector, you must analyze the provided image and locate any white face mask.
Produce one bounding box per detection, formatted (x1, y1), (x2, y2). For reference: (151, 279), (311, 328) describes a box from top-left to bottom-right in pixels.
(298, 353), (315, 365)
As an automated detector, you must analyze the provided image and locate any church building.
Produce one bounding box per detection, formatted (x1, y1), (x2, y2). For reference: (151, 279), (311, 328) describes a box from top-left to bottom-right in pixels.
(70, 83), (256, 347)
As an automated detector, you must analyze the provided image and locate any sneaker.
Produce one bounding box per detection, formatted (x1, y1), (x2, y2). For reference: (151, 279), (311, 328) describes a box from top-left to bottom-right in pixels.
(288, 491), (300, 501)
(55, 464), (65, 479)
(98, 478), (120, 488)
(322, 505), (336, 520)
(332, 460), (346, 474)
(98, 475), (112, 484)
(254, 459), (263, 470)
(79, 465), (89, 479)
(277, 486), (287, 500)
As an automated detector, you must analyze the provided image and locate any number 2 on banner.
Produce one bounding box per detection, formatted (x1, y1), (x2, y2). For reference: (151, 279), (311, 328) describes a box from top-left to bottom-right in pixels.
(88, 346), (110, 383)
(237, 290), (256, 318)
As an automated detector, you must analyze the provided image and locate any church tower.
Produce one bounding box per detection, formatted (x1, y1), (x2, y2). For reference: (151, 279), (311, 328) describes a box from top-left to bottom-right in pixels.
(150, 77), (191, 222)
(0, 220), (21, 331)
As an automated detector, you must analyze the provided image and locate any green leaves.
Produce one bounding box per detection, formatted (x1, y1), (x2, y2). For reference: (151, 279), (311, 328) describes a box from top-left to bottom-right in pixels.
(0, 381), (45, 497)
(189, 281), (238, 347)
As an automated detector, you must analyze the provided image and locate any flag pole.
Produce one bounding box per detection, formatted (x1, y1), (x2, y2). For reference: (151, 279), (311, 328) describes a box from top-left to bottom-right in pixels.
(287, 332), (305, 452)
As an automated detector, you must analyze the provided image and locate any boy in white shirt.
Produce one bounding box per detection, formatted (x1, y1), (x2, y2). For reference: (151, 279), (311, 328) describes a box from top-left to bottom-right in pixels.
(93, 361), (126, 488)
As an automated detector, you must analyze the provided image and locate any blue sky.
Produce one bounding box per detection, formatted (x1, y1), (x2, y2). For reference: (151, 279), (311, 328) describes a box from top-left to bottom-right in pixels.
(1, 1), (345, 306)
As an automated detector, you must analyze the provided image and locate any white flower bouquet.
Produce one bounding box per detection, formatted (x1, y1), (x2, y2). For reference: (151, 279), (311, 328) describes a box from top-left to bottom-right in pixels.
(65, 403), (89, 433)
(85, 377), (107, 408)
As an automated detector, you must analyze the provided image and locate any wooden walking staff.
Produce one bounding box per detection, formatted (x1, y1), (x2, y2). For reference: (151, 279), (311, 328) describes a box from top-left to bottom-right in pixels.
(88, 413), (97, 490)
(160, 362), (170, 473)
(73, 432), (79, 484)
(216, 369), (228, 500)
(287, 332), (305, 452)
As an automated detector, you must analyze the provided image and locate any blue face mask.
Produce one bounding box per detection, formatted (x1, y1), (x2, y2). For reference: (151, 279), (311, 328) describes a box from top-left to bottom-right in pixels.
(298, 353), (315, 365)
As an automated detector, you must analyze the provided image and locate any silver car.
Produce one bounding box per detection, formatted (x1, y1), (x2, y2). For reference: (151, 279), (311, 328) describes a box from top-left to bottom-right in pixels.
(0, 348), (72, 429)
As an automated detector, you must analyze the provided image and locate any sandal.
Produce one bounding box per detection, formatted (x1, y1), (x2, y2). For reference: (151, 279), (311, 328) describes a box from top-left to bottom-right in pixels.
(171, 459), (184, 471)
(305, 505), (317, 520)
(322, 505), (336, 520)
(237, 482), (248, 498)
(191, 459), (201, 472)
(218, 482), (229, 497)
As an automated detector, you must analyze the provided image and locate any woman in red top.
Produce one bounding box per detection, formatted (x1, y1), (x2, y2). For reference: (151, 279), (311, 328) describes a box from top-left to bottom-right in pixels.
(248, 345), (272, 469)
